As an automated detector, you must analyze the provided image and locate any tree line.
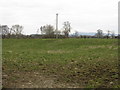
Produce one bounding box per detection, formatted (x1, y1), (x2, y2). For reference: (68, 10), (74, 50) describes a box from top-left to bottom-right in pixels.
(0, 24), (23, 38)
(0, 22), (118, 39)
(0, 21), (71, 39)
(73, 29), (118, 39)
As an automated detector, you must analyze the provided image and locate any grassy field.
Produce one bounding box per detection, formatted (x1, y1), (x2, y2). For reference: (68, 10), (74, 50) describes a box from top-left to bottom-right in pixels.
(2, 38), (119, 88)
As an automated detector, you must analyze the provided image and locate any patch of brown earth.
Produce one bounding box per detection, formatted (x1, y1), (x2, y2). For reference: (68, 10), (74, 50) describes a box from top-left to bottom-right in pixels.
(2, 71), (81, 88)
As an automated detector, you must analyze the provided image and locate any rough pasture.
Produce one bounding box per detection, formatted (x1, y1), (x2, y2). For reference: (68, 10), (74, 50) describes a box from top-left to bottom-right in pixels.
(2, 38), (119, 88)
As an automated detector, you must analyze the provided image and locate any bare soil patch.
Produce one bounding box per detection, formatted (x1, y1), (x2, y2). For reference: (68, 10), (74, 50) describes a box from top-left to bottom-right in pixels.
(2, 71), (81, 88)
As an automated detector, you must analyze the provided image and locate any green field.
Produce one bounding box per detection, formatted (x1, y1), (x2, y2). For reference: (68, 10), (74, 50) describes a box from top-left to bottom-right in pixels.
(2, 38), (119, 88)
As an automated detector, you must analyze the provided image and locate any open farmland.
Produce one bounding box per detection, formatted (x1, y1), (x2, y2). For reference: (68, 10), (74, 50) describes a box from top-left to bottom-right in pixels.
(2, 38), (119, 88)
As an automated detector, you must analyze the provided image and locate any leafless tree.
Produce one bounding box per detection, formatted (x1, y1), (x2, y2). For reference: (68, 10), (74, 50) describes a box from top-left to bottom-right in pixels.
(11, 25), (23, 35)
(0, 25), (10, 38)
(106, 30), (111, 39)
(36, 29), (40, 34)
(40, 26), (43, 34)
(41, 24), (54, 35)
(96, 29), (103, 38)
(74, 31), (79, 37)
(111, 31), (115, 39)
(0, 25), (9, 35)
(63, 21), (71, 37)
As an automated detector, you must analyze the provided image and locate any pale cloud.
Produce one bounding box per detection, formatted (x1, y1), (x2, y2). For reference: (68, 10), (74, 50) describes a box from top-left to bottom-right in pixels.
(0, 0), (119, 34)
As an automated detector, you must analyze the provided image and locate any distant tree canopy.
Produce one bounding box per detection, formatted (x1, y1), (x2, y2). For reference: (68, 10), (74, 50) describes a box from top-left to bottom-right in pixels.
(0, 24), (24, 38)
(74, 31), (79, 37)
(11, 25), (23, 35)
(96, 29), (103, 38)
(1, 23), (117, 39)
(62, 21), (71, 37)
(0, 25), (9, 35)
(41, 24), (54, 35)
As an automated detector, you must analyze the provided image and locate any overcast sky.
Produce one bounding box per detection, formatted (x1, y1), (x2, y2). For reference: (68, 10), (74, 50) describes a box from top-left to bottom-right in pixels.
(0, 0), (119, 35)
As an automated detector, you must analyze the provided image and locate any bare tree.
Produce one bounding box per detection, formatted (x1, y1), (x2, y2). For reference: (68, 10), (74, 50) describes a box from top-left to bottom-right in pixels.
(40, 26), (43, 34)
(40, 26), (43, 38)
(63, 21), (71, 37)
(96, 29), (103, 38)
(41, 24), (54, 35)
(36, 29), (40, 34)
(74, 31), (79, 37)
(106, 30), (111, 39)
(11, 25), (23, 35)
(1, 25), (9, 35)
(111, 31), (115, 39)
(0, 25), (10, 38)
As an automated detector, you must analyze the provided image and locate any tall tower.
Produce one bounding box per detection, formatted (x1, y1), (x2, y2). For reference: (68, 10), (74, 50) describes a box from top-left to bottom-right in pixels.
(56, 13), (58, 39)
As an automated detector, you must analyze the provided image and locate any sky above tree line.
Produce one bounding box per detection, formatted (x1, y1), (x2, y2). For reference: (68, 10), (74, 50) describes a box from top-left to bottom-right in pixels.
(0, 0), (119, 35)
